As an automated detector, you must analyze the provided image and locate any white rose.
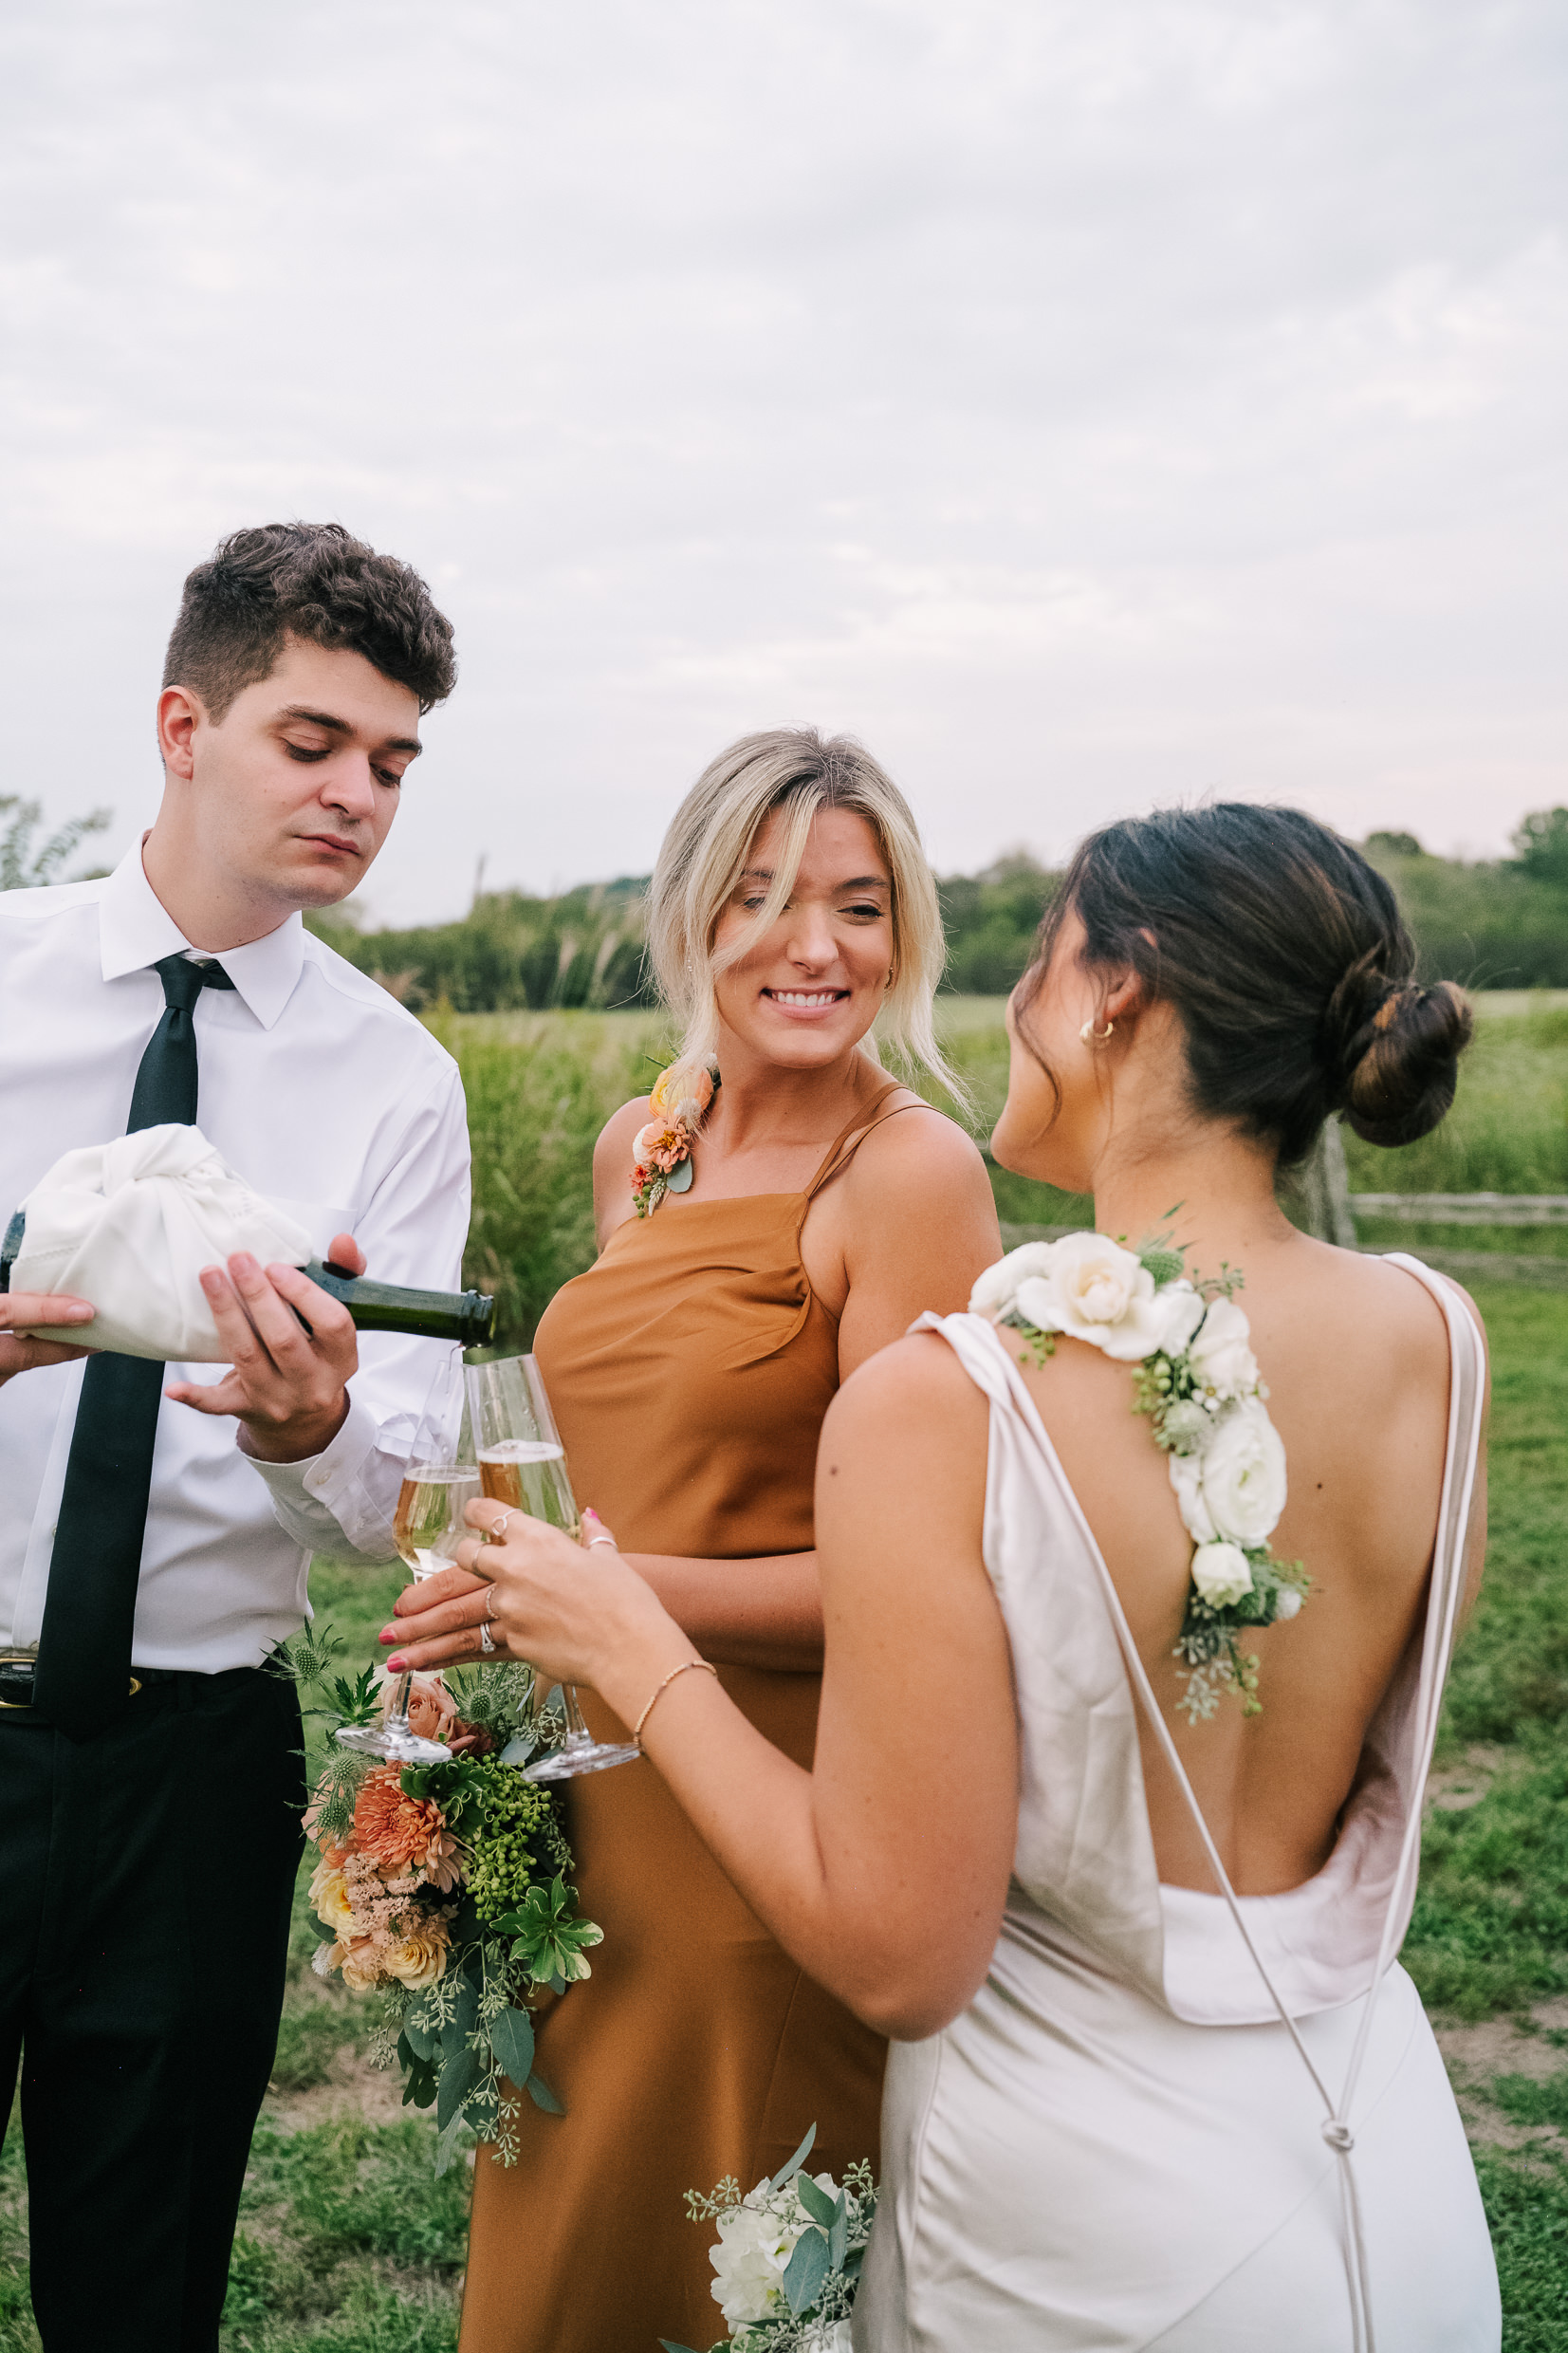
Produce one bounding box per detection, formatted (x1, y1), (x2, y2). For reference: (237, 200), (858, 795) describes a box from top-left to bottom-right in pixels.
(1199, 1396), (1287, 1547)
(1013, 1273), (1066, 1335)
(1154, 1281), (1207, 1359)
(968, 1241), (1059, 1319)
(1190, 1541), (1255, 1607)
(1050, 1232), (1143, 1327)
(1188, 1296), (1261, 1399)
(710, 2196), (801, 2328)
(1011, 1232), (1183, 1363)
(1169, 1448), (1216, 1544)
(1159, 1398), (1212, 1454)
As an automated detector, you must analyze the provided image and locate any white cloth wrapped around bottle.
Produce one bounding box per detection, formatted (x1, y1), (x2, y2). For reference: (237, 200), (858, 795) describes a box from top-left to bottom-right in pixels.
(8, 1123), (314, 1362)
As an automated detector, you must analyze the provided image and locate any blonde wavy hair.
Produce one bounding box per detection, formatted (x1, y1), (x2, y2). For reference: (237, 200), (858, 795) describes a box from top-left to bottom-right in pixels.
(645, 728), (966, 1107)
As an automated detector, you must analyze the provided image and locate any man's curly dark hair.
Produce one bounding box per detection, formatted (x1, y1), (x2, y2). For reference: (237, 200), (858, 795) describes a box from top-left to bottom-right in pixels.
(161, 523), (457, 720)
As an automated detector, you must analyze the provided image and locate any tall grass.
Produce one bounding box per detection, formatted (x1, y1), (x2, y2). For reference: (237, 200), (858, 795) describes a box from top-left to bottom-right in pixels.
(441, 998), (1568, 1334)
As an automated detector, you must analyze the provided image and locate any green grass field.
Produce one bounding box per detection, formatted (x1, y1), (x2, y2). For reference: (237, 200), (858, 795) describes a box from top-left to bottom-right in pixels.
(2, 1003), (1564, 2351)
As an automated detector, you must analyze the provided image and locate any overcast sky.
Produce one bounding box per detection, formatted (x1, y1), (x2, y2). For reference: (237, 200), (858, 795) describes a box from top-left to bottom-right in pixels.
(2, 0), (1564, 923)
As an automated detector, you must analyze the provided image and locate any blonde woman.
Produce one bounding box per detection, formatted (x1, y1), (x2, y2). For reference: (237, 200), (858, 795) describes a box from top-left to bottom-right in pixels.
(452, 731), (1000, 2353)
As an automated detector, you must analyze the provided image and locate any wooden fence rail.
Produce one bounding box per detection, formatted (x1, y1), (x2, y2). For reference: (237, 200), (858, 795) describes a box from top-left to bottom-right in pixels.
(1349, 1194), (1568, 1227)
(998, 1146), (1568, 1289)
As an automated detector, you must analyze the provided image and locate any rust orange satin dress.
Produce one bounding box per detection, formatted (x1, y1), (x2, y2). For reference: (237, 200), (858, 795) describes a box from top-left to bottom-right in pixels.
(457, 1097), (899, 2353)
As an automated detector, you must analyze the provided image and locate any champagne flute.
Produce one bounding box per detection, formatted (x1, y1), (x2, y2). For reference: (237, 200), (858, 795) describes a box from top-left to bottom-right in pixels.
(338, 1351), (477, 1766)
(465, 1354), (640, 1782)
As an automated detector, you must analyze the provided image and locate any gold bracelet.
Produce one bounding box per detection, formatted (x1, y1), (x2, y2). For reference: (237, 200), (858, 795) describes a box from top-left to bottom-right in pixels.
(633, 1657), (718, 1747)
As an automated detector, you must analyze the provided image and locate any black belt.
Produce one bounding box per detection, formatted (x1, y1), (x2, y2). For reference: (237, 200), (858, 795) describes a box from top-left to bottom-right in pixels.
(0, 1659), (193, 1712)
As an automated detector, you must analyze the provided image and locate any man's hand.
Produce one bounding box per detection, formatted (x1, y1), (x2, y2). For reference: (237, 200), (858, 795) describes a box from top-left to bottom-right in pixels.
(166, 1232), (367, 1463)
(0, 1292), (96, 1387)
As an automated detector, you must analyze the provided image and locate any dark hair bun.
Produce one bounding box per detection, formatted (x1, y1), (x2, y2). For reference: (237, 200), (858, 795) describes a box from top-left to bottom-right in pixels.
(1336, 975), (1473, 1149)
(1015, 804), (1475, 1166)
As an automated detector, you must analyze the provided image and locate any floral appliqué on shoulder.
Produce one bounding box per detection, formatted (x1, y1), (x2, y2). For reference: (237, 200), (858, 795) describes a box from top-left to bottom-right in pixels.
(631, 1057), (719, 1217)
(970, 1231), (1310, 1720)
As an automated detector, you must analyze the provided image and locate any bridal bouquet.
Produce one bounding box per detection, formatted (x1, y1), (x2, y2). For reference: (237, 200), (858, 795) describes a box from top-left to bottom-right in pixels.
(971, 1228), (1310, 1719)
(277, 1637), (602, 2168)
(661, 2127), (876, 2353)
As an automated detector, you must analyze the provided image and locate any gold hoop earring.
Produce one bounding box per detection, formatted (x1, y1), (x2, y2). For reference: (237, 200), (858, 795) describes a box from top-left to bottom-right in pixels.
(1079, 1017), (1115, 1046)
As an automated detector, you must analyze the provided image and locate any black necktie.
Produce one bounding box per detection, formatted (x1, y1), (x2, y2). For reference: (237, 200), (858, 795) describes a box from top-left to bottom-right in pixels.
(31, 954), (237, 1738)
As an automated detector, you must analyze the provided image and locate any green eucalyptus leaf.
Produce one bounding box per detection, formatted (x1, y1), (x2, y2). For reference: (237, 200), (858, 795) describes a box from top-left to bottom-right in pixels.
(769, 2122), (817, 2192)
(489, 2006), (536, 2088)
(783, 2225), (830, 2315)
(796, 2173), (837, 2227)
(828, 2196), (849, 2272)
(664, 1155), (694, 1193)
(434, 2109), (469, 2176)
(499, 1732), (539, 1767)
(400, 2053), (438, 2110)
(526, 2068), (565, 2115)
(436, 2044), (480, 2133)
(402, 2014), (439, 2064)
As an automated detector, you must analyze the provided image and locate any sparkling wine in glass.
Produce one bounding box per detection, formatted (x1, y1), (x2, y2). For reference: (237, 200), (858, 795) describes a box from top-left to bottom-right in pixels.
(337, 1350), (477, 1766)
(466, 1354), (640, 1783)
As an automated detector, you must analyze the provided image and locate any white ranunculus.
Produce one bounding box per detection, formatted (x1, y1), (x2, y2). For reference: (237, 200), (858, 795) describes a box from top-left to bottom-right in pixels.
(1159, 1398), (1213, 1454)
(1189, 1296), (1261, 1400)
(710, 2196), (799, 2327)
(1190, 1541), (1255, 1607)
(968, 1241), (1059, 1318)
(1169, 1448), (1217, 1545)
(1199, 1396), (1287, 1547)
(1274, 1585), (1303, 1621)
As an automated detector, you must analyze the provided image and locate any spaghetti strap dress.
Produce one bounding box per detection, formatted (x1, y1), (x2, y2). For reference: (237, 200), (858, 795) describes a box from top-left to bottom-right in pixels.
(457, 1087), (909, 2353)
(857, 1257), (1499, 2352)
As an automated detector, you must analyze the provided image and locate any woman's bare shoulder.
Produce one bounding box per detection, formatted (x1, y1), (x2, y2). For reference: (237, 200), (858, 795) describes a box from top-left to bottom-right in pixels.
(593, 1095), (653, 1172)
(1297, 1242), (1476, 1378)
(849, 1094), (993, 1201)
(591, 1097), (654, 1240)
(822, 1328), (991, 1488)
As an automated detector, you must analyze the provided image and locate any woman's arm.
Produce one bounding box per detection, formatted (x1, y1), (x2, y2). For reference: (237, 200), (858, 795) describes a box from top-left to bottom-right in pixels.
(616, 1547), (823, 1673)
(386, 1334), (1020, 2038)
(826, 1104), (1003, 1377)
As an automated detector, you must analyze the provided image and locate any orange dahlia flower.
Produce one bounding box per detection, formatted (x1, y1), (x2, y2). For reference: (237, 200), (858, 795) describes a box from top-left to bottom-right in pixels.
(352, 1765), (446, 1875)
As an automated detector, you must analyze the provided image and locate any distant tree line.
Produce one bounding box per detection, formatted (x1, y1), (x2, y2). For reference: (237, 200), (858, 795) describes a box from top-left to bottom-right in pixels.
(305, 807), (1568, 1010)
(9, 788), (1559, 1001)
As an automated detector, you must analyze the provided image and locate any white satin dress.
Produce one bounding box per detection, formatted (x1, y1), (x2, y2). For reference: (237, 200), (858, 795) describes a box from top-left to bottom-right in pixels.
(857, 1258), (1500, 2353)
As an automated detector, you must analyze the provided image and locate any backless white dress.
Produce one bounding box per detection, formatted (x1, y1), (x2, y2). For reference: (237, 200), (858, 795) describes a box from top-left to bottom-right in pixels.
(857, 1257), (1500, 2352)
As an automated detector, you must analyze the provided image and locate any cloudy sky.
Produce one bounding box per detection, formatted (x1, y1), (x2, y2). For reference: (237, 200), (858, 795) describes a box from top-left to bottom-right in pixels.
(2, 0), (1564, 922)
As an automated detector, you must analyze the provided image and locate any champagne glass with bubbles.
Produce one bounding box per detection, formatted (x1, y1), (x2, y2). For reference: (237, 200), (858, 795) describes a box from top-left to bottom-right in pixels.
(337, 1349), (478, 1766)
(466, 1354), (640, 1782)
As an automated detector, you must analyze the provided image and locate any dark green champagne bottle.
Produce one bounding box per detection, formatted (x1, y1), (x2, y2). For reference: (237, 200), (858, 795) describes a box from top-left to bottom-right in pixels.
(301, 1261), (495, 1349)
(0, 1213), (494, 1350)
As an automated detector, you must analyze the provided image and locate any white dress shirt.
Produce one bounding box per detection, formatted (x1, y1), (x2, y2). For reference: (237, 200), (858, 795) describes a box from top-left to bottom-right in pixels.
(0, 844), (471, 1672)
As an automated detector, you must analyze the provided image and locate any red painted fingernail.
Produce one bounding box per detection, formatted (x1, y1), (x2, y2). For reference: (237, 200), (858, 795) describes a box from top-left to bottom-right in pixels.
(378, 1627), (396, 1644)
(386, 1656), (408, 1672)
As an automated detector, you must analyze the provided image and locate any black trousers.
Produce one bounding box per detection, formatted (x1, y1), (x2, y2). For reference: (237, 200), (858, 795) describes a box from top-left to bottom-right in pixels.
(0, 1667), (304, 2352)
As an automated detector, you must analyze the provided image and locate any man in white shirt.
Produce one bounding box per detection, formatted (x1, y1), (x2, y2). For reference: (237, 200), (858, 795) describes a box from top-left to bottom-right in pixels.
(0, 524), (471, 2352)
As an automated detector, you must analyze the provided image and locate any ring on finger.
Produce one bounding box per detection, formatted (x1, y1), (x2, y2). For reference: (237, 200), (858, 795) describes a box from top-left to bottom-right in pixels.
(486, 1510), (514, 1544)
(479, 1618), (496, 1656)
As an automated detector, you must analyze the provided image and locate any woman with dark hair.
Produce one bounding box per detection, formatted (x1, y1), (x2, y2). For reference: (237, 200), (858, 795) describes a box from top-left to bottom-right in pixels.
(393, 804), (1498, 2349)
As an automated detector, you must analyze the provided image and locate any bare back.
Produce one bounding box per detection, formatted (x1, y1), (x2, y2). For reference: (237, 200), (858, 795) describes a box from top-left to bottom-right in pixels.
(1010, 1235), (1485, 1896)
